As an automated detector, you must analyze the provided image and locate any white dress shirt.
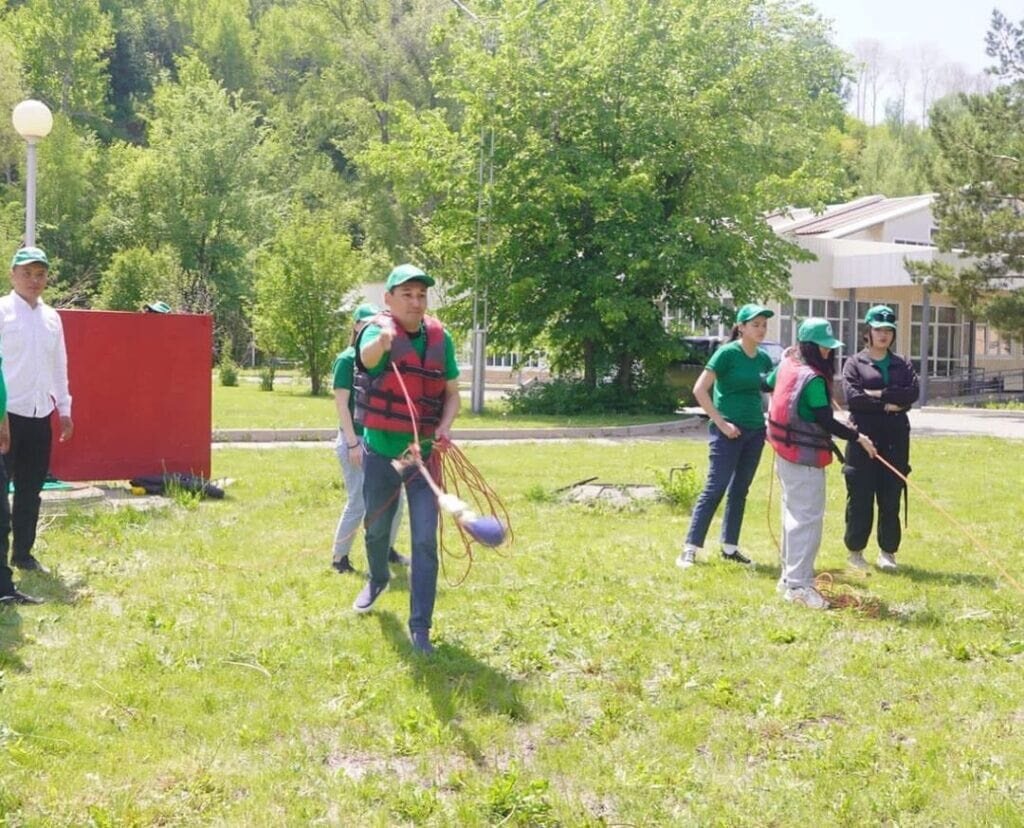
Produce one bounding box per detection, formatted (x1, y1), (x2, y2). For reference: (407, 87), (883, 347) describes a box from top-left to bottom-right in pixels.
(0, 290), (72, 418)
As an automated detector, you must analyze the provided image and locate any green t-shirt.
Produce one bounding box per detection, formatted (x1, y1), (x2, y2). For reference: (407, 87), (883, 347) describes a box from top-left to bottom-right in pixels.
(705, 340), (773, 430)
(766, 365), (829, 423)
(360, 322), (460, 459)
(331, 346), (361, 436)
(872, 352), (891, 385)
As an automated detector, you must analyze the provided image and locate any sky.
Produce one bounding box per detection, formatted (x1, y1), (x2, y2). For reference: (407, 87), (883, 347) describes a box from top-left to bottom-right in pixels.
(809, 0), (1024, 74)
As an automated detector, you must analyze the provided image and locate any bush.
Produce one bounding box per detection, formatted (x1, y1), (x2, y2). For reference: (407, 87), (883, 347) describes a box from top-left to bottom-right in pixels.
(259, 365), (275, 391)
(652, 464), (702, 512)
(505, 377), (679, 415)
(219, 361), (239, 387)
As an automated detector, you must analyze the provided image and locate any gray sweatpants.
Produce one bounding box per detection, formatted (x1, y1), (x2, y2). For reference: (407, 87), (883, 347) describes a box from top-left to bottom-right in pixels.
(776, 456), (827, 590)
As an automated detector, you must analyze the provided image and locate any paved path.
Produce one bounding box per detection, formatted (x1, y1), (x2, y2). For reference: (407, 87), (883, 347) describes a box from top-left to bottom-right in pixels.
(906, 406), (1024, 439)
(212, 406), (1024, 447)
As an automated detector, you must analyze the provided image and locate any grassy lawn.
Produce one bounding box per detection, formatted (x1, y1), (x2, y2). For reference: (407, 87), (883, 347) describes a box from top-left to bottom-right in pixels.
(3, 436), (1024, 823)
(212, 376), (689, 430)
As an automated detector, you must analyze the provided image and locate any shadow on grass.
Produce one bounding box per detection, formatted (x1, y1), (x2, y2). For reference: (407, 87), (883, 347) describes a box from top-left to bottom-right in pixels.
(376, 612), (528, 767)
(0, 607), (28, 672)
(16, 567), (83, 606)
(893, 564), (997, 589)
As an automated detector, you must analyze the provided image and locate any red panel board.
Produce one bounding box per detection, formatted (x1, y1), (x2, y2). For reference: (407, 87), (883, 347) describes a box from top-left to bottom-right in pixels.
(48, 310), (213, 482)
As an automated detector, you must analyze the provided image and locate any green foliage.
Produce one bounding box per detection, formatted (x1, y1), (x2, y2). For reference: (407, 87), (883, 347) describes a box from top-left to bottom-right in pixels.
(919, 13), (1024, 338)
(218, 336), (239, 387)
(258, 365), (275, 391)
(252, 206), (366, 395)
(505, 377), (677, 416)
(96, 245), (182, 311)
(854, 122), (936, 197)
(652, 463), (701, 511)
(6, 0), (114, 120)
(366, 0), (847, 390)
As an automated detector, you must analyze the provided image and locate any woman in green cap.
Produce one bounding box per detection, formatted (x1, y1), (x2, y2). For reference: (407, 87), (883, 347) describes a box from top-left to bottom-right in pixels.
(677, 303), (775, 569)
(841, 305), (918, 573)
(766, 318), (877, 609)
(330, 304), (406, 574)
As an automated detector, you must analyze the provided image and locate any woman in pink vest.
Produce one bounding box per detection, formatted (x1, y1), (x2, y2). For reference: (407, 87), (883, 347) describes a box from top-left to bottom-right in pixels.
(766, 318), (876, 609)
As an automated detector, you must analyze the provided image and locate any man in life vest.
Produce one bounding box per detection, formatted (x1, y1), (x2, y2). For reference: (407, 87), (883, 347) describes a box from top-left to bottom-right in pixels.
(352, 264), (461, 654)
(766, 318), (876, 610)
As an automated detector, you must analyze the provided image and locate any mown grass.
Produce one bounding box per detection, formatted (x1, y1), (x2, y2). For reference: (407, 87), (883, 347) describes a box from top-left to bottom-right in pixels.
(212, 375), (688, 430)
(2, 436), (1024, 824)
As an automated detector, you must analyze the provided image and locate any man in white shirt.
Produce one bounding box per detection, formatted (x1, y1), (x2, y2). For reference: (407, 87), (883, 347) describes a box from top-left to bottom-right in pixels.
(0, 247), (73, 597)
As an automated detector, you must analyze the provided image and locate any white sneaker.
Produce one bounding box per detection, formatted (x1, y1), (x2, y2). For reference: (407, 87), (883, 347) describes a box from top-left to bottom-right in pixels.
(783, 586), (830, 610)
(847, 551), (869, 571)
(877, 552), (898, 571)
(676, 547), (698, 569)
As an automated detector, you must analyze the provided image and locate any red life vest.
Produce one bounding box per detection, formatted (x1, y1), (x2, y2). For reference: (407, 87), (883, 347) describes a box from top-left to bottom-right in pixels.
(354, 313), (448, 437)
(767, 350), (834, 468)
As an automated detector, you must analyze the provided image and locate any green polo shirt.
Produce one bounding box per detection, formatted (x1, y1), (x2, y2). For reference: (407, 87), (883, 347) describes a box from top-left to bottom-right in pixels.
(360, 322), (460, 459)
(705, 340), (773, 430)
(331, 346), (362, 436)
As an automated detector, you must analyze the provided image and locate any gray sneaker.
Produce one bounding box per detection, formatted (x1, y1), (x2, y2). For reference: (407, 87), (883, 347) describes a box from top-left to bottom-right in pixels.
(353, 580), (388, 613)
(676, 547), (697, 569)
(877, 552), (898, 571)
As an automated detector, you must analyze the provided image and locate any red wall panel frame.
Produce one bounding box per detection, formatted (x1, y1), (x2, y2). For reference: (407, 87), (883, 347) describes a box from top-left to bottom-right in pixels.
(48, 310), (213, 481)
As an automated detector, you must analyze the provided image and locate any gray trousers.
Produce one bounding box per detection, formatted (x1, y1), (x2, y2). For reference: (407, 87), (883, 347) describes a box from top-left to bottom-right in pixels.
(776, 457), (826, 590)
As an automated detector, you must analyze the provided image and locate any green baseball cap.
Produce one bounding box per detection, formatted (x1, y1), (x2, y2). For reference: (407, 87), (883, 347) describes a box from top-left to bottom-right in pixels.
(385, 263), (434, 291)
(736, 303), (774, 323)
(865, 305), (897, 329)
(353, 303), (379, 323)
(10, 246), (49, 269)
(797, 317), (843, 350)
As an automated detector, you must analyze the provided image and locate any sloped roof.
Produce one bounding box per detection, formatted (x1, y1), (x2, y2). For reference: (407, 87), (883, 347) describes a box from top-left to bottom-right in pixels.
(771, 194), (936, 238)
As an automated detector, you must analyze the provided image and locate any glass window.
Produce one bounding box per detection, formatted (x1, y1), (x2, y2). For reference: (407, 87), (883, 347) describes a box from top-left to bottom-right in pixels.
(911, 303), (961, 377)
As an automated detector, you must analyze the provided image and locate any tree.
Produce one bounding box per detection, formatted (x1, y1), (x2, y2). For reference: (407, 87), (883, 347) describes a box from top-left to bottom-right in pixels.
(6, 0), (114, 122)
(252, 208), (367, 394)
(98, 56), (278, 344)
(365, 0), (846, 390)
(910, 9), (1024, 343)
(96, 245), (183, 311)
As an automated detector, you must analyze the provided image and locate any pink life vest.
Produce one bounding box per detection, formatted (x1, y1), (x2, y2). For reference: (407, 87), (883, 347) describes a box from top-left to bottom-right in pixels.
(767, 350), (834, 467)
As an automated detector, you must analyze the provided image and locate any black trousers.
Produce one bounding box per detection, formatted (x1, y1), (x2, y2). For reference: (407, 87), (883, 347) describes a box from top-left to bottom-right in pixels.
(0, 413), (53, 577)
(843, 433), (909, 555)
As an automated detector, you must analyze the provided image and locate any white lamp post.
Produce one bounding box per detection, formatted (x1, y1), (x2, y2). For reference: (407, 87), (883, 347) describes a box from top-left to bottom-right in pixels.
(11, 99), (53, 247)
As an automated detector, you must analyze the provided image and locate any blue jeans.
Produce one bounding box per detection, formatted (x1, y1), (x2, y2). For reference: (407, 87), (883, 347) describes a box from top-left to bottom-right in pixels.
(362, 446), (439, 633)
(685, 423), (766, 548)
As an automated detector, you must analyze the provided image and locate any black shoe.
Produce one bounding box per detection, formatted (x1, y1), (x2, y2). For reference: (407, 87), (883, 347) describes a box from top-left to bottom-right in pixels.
(721, 549), (752, 565)
(388, 548), (411, 567)
(332, 556), (356, 574)
(410, 629), (435, 655)
(11, 555), (49, 575)
(0, 588), (44, 606)
(352, 580), (388, 613)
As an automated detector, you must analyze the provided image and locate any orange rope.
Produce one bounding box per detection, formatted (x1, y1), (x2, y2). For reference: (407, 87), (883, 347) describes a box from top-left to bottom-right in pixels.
(389, 361), (512, 586)
(873, 453), (1024, 596)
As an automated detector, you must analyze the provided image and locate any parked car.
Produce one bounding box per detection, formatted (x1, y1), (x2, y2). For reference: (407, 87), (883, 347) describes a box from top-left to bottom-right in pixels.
(759, 340), (784, 366)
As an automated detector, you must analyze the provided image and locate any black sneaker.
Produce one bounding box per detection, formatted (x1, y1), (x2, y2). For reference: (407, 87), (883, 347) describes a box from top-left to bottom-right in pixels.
(0, 589), (44, 606)
(332, 556), (356, 574)
(12, 555), (49, 575)
(352, 580), (388, 613)
(388, 548), (411, 567)
(410, 629), (434, 655)
(721, 549), (752, 565)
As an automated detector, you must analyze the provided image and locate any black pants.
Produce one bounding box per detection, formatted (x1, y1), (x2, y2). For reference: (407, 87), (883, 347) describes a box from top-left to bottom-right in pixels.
(0, 413), (53, 578)
(843, 435), (908, 555)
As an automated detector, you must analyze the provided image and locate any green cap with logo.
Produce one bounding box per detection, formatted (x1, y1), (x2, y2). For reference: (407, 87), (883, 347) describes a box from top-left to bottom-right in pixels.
(10, 246), (49, 269)
(865, 305), (897, 329)
(385, 263), (434, 291)
(797, 317), (843, 350)
(736, 303), (774, 323)
(353, 303), (379, 323)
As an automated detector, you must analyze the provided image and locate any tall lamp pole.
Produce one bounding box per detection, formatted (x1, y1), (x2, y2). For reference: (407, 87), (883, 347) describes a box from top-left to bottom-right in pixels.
(11, 99), (53, 247)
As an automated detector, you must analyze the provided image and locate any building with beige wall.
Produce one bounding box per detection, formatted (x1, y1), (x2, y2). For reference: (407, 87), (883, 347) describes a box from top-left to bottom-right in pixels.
(765, 194), (1024, 400)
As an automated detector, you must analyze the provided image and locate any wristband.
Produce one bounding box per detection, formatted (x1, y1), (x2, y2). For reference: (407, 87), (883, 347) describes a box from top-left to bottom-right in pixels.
(347, 441), (360, 449)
